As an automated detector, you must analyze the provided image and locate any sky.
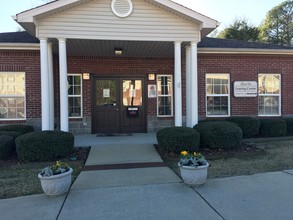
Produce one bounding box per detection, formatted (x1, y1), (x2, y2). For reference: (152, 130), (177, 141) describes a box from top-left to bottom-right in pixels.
(0, 0), (285, 33)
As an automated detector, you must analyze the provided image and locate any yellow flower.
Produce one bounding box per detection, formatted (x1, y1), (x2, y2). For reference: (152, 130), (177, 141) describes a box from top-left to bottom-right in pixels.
(193, 152), (197, 157)
(181, 151), (188, 156)
(56, 161), (61, 167)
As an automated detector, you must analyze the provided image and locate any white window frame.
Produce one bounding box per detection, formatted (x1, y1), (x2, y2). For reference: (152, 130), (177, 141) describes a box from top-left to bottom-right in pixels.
(157, 74), (173, 117)
(206, 74), (230, 117)
(0, 72), (26, 121)
(68, 74), (83, 119)
(258, 74), (281, 116)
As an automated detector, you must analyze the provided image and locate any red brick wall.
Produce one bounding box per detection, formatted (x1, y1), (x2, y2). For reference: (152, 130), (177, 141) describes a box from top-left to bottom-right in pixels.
(198, 54), (293, 117)
(2, 51), (293, 126)
(0, 50), (41, 124)
(63, 56), (175, 118)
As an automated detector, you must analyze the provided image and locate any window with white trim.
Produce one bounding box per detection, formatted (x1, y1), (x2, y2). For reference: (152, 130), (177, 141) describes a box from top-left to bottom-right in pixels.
(157, 75), (173, 117)
(0, 72), (25, 120)
(68, 74), (82, 118)
(206, 74), (230, 116)
(258, 74), (281, 116)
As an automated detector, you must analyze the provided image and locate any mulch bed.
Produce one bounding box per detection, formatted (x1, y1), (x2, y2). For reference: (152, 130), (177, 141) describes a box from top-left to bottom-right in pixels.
(154, 143), (264, 161)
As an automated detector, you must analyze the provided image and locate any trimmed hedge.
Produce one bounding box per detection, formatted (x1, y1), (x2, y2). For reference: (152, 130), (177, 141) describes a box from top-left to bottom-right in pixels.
(226, 117), (260, 138)
(0, 131), (22, 139)
(156, 127), (200, 153)
(0, 124), (34, 134)
(15, 131), (74, 161)
(285, 118), (293, 136)
(0, 135), (15, 159)
(260, 118), (287, 137)
(194, 121), (242, 149)
(0, 131), (22, 152)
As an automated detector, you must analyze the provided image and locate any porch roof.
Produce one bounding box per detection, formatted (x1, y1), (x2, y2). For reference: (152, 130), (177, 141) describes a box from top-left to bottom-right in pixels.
(0, 31), (292, 56)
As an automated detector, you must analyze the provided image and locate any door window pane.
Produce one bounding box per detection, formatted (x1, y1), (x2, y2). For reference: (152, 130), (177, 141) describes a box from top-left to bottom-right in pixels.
(122, 80), (142, 106)
(96, 80), (116, 106)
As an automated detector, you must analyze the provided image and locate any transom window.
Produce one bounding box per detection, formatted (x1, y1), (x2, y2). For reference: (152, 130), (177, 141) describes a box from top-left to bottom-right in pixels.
(206, 74), (230, 117)
(258, 74), (281, 116)
(68, 74), (82, 118)
(0, 72), (25, 120)
(157, 75), (173, 117)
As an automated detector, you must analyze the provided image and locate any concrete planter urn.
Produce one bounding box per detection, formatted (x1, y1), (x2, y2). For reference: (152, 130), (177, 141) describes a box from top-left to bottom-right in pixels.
(178, 151), (209, 187)
(38, 161), (73, 196)
(38, 167), (73, 196)
(178, 162), (209, 186)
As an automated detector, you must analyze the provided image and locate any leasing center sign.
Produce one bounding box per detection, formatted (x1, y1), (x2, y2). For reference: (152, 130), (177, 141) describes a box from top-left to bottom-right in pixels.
(234, 81), (257, 97)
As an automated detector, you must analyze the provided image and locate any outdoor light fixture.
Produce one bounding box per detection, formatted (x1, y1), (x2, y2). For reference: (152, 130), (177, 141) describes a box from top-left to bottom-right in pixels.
(83, 73), (90, 80)
(115, 48), (123, 56)
(148, 73), (155, 80)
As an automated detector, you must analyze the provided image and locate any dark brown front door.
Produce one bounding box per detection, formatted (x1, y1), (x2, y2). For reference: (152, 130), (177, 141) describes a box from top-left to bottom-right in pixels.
(93, 77), (146, 133)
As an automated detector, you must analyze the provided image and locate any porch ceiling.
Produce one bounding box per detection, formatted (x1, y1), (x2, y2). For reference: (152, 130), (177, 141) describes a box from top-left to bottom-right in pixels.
(50, 39), (189, 57)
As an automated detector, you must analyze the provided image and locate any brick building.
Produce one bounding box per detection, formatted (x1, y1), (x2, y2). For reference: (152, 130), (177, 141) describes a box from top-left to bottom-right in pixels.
(0, 0), (292, 134)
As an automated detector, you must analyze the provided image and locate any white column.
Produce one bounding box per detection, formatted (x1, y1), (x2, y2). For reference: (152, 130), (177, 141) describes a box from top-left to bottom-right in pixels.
(190, 42), (198, 126)
(185, 46), (191, 127)
(59, 38), (69, 132)
(40, 38), (50, 131)
(174, 41), (182, 127)
(48, 42), (54, 130)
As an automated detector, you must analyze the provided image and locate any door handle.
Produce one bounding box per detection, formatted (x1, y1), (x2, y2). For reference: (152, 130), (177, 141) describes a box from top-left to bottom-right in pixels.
(115, 108), (119, 111)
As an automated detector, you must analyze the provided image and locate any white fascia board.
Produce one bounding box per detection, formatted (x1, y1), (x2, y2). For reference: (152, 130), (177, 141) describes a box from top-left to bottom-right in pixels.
(15, 0), (80, 22)
(150, 0), (219, 28)
(198, 47), (293, 55)
(0, 43), (40, 50)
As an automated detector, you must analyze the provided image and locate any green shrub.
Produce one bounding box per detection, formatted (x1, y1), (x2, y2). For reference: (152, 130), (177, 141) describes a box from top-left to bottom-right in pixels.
(0, 131), (22, 152)
(0, 135), (15, 159)
(226, 117), (260, 138)
(15, 131), (74, 161)
(285, 118), (293, 136)
(156, 127), (200, 153)
(260, 118), (287, 137)
(0, 131), (22, 139)
(0, 124), (34, 134)
(194, 121), (242, 149)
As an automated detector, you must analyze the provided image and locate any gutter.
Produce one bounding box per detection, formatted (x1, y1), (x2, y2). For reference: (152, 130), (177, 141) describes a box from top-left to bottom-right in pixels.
(0, 43), (40, 50)
(198, 47), (293, 55)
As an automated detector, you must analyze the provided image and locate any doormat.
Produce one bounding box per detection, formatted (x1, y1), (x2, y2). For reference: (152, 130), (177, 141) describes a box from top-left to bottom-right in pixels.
(96, 133), (132, 137)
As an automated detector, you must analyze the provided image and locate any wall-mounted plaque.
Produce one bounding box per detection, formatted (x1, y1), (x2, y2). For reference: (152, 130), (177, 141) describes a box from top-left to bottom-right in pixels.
(234, 81), (257, 97)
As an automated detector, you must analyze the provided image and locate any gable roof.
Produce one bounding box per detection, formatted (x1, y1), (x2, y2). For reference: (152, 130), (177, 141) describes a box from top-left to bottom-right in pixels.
(14, 0), (219, 38)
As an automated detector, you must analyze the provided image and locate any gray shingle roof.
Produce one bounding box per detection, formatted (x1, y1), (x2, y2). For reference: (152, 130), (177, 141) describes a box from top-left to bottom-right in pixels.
(0, 31), (292, 50)
(198, 37), (293, 50)
(0, 31), (39, 43)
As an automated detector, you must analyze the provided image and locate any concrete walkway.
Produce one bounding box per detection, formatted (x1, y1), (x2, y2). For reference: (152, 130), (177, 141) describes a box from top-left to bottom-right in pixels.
(1, 133), (293, 219)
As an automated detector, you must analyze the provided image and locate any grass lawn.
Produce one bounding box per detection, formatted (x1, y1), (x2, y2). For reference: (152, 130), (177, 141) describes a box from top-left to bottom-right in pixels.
(0, 147), (89, 199)
(159, 139), (293, 179)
